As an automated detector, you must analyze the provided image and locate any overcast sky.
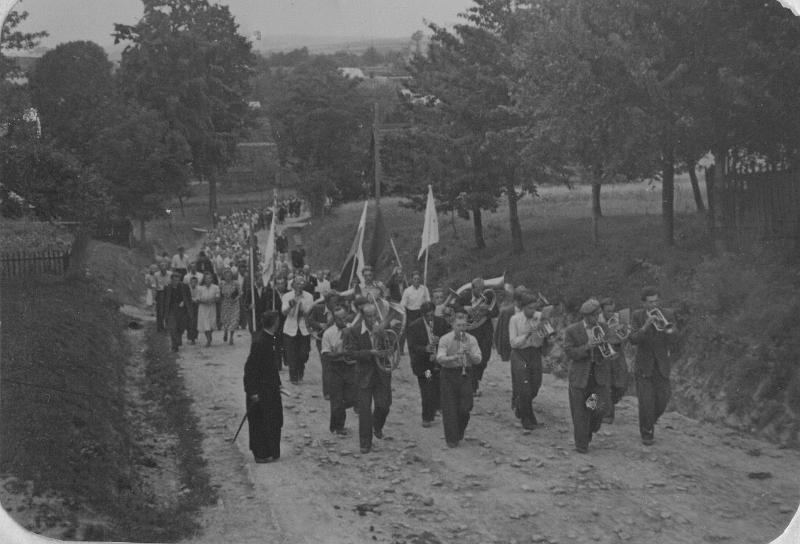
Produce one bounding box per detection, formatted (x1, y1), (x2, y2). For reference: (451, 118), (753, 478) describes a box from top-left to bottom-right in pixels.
(12, 0), (474, 49)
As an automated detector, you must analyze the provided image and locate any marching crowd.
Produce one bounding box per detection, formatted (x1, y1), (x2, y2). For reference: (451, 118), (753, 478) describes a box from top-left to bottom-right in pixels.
(143, 205), (681, 465)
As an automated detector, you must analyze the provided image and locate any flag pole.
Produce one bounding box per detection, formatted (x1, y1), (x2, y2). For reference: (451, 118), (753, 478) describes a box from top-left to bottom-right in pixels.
(423, 247), (429, 287)
(271, 188), (278, 310)
(250, 231), (256, 331)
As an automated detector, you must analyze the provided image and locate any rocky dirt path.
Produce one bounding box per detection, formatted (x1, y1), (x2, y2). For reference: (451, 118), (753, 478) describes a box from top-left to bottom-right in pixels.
(176, 331), (799, 544)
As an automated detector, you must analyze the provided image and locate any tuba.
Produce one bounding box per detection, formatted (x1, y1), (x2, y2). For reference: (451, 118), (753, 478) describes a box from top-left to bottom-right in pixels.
(373, 325), (400, 373)
(647, 308), (676, 334)
(444, 273), (505, 331)
(591, 325), (617, 359)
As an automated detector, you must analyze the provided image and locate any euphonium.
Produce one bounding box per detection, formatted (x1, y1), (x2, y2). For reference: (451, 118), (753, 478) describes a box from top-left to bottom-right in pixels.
(647, 308), (676, 334)
(591, 325), (617, 359)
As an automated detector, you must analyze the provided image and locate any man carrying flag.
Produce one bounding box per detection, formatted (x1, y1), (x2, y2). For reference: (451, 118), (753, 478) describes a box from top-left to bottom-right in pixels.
(336, 201), (369, 292)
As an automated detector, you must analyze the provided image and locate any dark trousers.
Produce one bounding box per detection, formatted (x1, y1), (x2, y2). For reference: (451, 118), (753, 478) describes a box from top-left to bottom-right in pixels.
(186, 303), (198, 341)
(168, 321), (185, 350)
(283, 333), (310, 383)
(317, 339), (331, 397)
(568, 369), (611, 451)
(329, 361), (357, 432)
(246, 396), (281, 460)
(510, 347), (543, 428)
(401, 309), (422, 353)
(357, 366), (392, 450)
(635, 371), (671, 439)
(155, 290), (166, 331)
(440, 367), (473, 445)
(417, 372), (441, 423)
(472, 325), (493, 392)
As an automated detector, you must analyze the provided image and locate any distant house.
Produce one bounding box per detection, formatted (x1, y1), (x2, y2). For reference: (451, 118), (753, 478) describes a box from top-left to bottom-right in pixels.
(339, 67), (366, 80)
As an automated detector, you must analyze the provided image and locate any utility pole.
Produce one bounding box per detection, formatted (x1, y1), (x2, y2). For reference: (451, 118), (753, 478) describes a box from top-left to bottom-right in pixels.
(373, 102), (381, 205)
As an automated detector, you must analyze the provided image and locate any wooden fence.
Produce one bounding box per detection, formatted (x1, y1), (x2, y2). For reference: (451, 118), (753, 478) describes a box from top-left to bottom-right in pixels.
(718, 161), (800, 248)
(0, 249), (70, 279)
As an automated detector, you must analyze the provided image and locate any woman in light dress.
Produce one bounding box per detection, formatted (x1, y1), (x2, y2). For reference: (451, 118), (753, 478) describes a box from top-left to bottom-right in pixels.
(145, 264), (157, 312)
(219, 267), (240, 345)
(195, 272), (221, 347)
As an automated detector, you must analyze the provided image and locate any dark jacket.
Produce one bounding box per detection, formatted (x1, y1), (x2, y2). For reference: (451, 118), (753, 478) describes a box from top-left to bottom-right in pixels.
(163, 282), (191, 327)
(493, 303), (516, 362)
(628, 308), (679, 379)
(244, 331), (282, 396)
(563, 320), (612, 389)
(457, 288), (499, 344)
(343, 324), (389, 389)
(407, 316), (450, 377)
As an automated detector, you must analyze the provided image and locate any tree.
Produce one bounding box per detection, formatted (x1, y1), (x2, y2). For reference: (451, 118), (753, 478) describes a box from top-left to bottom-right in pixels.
(93, 105), (192, 241)
(113, 0), (255, 221)
(0, 8), (47, 127)
(28, 41), (114, 162)
(266, 55), (371, 216)
(402, 0), (538, 253)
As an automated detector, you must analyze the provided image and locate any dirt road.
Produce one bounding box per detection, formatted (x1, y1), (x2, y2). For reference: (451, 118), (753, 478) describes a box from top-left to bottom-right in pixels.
(175, 328), (799, 544)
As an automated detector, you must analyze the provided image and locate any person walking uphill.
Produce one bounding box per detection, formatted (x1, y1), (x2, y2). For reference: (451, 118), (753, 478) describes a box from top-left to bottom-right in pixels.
(244, 310), (284, 463)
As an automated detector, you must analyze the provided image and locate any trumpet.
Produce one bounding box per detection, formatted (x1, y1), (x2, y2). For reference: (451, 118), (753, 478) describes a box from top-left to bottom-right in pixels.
(647, 308), (676, 334)
(606, 312), (631, 340)
(591, 325), (617, 359)
(455, 331), (469, 376)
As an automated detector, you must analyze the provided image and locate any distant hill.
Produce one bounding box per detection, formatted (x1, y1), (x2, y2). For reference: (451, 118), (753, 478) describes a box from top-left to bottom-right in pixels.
(255, 34), (418, 55)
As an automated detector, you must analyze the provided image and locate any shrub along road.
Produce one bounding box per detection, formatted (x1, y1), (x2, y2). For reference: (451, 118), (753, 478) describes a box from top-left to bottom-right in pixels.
(176, 329), (799, 544)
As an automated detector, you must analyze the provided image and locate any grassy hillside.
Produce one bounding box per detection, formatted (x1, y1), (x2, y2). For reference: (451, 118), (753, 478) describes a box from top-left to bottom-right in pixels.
(300, 180), (800, 446)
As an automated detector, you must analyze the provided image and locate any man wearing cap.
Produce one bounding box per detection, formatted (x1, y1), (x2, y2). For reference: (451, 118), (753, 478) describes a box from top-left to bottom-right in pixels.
(407, 301), (450, 427)
(508, 291), (552, 430)
(163, 271), (192, 352)
(629, 286), (680, 446)
(563, 298), (612, 453)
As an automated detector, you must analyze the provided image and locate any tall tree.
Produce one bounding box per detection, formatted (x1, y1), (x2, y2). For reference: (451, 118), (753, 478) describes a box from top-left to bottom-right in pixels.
(113, 0), (255, 221)
(403, 0), (538, 253)
(266, 55), (371, 216)
(0, 8), (47, 127)
(28, 41), (114, 162)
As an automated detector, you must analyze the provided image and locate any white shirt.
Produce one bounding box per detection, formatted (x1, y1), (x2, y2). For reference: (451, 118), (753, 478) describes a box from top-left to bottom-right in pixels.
(509, 311), (544, 350)
(281, 290), (315, 336)
(400, 284), (430, 311)
(183, 271), (203, 285)
(172, 253), (190, 270)
(321, 324), (345, 355)
(436, 330), (481, 369)
(316, 279), (331, 295)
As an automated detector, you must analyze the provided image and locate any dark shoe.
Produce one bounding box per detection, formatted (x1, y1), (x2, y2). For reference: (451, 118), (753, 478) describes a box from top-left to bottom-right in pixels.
(641, 436), (655, 446)
(360, 446), (371, 454)
(223, 332), (228, 342)
(522, 422), (537, 431)
(575, 446), (589, 454)
(373, 428), (384, 440)
(446, 441), (459, 448)
(422, 420), (432, 428)
(254, 457), (273, 463)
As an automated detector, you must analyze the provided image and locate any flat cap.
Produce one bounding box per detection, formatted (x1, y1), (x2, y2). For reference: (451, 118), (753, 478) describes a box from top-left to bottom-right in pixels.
(579, 298), (600, 315)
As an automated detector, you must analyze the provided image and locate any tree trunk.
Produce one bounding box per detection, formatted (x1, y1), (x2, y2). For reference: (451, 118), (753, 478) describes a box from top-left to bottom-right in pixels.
(208, 173), (218, 226)
(662, 151), (675, 246)
(66, 227), (91, 280)
(705, 164), (715, 251)
(472, 205), (486, 249)
(139, 218), (146, 243)
(688, 163), (706, 212)
(591, 178), (602, 243)
(711, 146), (729, 254)
(506, 178), (524, 254)
(450, 209), (458, 237)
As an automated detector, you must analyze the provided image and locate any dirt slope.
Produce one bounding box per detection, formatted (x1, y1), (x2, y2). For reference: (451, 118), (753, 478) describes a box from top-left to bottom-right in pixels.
(176, 330), (799, 544)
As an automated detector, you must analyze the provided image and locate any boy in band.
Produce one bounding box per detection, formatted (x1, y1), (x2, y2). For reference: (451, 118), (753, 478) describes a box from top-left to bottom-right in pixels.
(629, 286), (679, 445)
(457, 277), (499, 396)
(281, 277), (315, 384)
(321, 306), (357, 435)
(436, 308), (482, 448)
(563, 299), (612, 453)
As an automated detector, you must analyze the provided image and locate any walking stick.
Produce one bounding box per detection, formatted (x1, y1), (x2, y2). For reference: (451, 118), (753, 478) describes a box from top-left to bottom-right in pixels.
(229, 404), (254, 443)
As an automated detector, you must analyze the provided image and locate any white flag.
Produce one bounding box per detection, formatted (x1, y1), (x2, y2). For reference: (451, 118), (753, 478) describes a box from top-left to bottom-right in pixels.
(261, 193), (278, 286)
(418, 185), (439, 259)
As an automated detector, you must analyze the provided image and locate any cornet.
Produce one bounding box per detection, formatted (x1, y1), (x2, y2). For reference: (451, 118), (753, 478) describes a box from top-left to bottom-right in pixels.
(607, 312), (631, 340)
(455, 331), (469, 376)
(591, 325), (617, 359)
(647, 308), (676, 334)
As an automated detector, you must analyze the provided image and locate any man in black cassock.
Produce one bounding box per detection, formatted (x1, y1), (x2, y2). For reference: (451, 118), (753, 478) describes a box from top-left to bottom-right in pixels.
(243, 310), (284, 463)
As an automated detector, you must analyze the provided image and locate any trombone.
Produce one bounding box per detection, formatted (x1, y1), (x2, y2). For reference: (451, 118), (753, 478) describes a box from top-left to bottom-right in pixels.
(591, 325), (617, 359)
(647, 308), (676, 334)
